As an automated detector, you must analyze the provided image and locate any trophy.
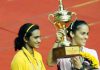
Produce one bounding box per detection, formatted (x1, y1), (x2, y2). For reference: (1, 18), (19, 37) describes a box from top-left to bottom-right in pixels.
(48, 0), (77, 46)
(48, 0), (79, 61)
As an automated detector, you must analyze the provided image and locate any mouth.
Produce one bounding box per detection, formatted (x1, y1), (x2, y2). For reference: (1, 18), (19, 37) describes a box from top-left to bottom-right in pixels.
(82, 41), (87, 45)
(34, 44), (39, 48)
(36, 43), (40, 46)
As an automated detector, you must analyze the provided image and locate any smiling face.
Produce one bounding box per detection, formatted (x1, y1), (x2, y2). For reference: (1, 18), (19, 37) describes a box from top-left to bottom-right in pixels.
(71, 24), (89, 46)
(27, 29), (41, 48)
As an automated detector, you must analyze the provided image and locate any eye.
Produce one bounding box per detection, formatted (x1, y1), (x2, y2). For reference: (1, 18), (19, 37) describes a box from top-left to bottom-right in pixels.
(81, 32), (86, 35)
(34, 36), (40, 39)
(87, 32), (89, 35)
(81, 32), (89, 35)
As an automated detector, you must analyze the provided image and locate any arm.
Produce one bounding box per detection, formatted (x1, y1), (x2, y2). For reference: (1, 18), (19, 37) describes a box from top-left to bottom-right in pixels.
(47, 29), (70, 66)
(47, 41), (60, 66)
(47, 29), (63, 66)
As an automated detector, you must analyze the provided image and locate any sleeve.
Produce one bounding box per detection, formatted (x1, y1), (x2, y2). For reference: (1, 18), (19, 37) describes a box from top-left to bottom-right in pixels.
(91, 49), (99, 62)
(85, 48), (99, 62)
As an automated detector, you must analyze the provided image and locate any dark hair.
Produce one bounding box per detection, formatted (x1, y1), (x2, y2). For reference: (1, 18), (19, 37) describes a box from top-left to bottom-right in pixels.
(67, 20), (89, 38)
(14, 23), (39, 51)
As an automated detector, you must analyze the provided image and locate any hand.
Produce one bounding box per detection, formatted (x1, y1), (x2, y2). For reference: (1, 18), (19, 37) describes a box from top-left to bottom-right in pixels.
(56, 29), (66, 42)
(71, 56), (83, 69)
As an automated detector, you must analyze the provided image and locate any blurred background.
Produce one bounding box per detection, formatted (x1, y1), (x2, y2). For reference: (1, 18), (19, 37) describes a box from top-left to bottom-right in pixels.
(0, 0), (100, 70)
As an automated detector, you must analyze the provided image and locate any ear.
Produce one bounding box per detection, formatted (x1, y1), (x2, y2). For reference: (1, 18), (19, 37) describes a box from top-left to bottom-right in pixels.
(23, 37), (28, 42)
(70, 31), (74, 38)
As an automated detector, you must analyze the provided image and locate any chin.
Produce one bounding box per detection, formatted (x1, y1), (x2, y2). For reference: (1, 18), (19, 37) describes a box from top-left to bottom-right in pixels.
(36, 47), (39, 48)
(35, 46), (39, 48)
(81, 44), (86, 46)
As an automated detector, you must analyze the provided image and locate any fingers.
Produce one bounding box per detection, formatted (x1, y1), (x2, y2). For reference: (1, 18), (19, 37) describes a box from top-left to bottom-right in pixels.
(57, 29), (66, 35)
(71, 57), (79, 64)
(56, 29), (65, 41)
(71, 56), (82, 69)
(56, 29), (70, 43)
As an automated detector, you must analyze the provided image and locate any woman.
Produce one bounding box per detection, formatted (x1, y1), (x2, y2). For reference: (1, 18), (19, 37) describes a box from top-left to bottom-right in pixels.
(11, 23), (46, 70)
(47, 20), (100, 70)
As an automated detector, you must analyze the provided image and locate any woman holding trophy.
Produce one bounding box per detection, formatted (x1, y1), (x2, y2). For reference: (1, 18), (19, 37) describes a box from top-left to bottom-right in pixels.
(47, 19), (100, 70)
(47, 0), (99, 70)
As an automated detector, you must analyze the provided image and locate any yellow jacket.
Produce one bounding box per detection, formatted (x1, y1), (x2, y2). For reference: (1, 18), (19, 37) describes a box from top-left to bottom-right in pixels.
(11, 47), (46, 70)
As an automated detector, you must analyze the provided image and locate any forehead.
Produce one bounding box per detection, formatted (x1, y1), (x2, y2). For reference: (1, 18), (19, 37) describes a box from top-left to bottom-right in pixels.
(77, 24), (89, 32)
(31, 29), (40, 36)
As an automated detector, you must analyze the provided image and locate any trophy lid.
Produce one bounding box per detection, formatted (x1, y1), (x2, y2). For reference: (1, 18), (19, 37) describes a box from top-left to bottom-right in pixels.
(53, 0), (72, 22)
(48, 0), (77, 23)
(54, 10), (72, 22)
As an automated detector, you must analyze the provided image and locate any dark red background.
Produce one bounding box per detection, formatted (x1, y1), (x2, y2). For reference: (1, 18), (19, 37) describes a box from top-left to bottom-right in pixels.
(0, 0), (100, 70)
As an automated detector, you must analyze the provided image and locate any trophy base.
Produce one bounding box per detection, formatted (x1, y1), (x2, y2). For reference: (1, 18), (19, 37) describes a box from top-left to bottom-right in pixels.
(53, 45), (80, 61)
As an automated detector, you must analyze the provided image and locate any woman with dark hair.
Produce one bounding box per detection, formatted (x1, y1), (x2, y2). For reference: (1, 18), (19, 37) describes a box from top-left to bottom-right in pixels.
(11, 23), (46, 70)
(47, 20), (100, 70)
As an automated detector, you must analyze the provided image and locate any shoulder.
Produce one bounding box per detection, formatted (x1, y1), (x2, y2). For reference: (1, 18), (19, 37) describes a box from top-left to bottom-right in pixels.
(11, 50), (26, 69)
(83, 47), (99, 59)
(11, 50), (25, 64)
(13, 50), (25, 59)
(83, 47), (97, 54)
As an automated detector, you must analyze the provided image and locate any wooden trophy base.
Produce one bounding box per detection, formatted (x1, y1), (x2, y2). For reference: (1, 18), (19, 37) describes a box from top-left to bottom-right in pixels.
(53, 45), (80, 61)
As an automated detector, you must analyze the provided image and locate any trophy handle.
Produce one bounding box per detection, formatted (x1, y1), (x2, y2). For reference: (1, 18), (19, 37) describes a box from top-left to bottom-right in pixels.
(71, 12), (77, 21)
(48, 14), (62, 30)
(48, 14), (55, 23)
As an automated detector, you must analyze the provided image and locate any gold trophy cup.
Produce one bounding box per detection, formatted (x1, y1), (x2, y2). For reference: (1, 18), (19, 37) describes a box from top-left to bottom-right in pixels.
(48, 0), (76, 46)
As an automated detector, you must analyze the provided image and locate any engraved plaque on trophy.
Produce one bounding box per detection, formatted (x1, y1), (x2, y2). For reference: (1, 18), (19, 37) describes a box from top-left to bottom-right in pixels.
(53, 45), (80, 61)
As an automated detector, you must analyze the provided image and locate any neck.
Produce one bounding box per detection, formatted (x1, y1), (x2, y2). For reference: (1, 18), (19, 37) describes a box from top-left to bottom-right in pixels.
(25, 44), (34, 56)
(71, 41), (83, 51)
(71, 40), (77, 46)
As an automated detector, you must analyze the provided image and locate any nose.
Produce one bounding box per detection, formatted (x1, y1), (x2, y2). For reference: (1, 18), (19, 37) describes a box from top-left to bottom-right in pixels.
(84, 34), (88, 40)
(37, 37), (41, 43)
